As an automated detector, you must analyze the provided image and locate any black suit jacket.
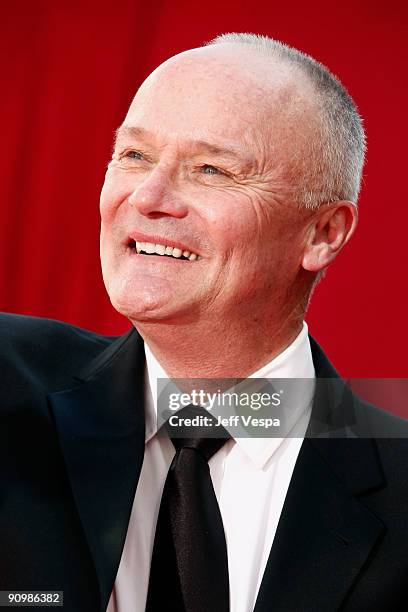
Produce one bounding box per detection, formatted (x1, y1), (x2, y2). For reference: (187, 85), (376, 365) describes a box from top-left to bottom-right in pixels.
(1, 313), (408, 611)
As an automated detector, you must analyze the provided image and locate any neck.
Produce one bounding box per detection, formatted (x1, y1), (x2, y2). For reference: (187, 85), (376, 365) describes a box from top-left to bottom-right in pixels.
(134, 310), (304, 379)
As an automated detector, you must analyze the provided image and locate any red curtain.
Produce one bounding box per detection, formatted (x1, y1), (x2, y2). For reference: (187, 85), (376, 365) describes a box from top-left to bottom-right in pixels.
(1, 1), (407, 389)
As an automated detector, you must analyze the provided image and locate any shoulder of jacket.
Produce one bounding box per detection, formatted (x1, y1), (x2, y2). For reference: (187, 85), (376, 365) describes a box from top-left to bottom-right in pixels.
(0, 311), (114, 350)
(0, 312), (120, 390)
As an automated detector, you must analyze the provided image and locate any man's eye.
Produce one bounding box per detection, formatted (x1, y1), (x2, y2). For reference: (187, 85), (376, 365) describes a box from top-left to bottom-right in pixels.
(124, 150), (143, 160)
(201, 164), (222, 175)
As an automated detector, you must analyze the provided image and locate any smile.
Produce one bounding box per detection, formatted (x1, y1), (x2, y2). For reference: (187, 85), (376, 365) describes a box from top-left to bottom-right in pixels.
(128, 240), (199, 261)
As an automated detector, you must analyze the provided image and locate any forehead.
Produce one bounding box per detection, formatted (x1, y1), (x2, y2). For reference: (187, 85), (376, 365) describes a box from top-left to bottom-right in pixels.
(122, 46), (313, 156)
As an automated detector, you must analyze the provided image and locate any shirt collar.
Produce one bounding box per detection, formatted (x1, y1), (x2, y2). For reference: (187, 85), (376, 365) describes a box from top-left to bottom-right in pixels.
(143, 322), (315, 468)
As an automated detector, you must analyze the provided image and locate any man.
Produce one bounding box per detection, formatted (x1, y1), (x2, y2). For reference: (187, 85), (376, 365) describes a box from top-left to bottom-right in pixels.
(1, 33), (407, 612)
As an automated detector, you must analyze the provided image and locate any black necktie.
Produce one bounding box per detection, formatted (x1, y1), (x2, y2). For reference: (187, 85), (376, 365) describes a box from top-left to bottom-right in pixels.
(145, 406), (230, 612)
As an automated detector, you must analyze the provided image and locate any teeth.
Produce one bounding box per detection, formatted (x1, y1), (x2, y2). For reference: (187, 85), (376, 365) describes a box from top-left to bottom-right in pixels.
(133, 240), (199, 260)
(155, 244), (166, 255)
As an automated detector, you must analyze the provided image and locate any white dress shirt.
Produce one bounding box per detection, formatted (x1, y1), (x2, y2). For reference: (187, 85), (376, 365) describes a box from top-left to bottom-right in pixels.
(107, 322), (315, 612)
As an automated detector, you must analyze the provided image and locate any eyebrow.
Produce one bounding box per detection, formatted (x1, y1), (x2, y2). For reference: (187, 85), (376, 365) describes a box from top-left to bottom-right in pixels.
(113, 125), (146, 148)
(113, 125), (252, 164)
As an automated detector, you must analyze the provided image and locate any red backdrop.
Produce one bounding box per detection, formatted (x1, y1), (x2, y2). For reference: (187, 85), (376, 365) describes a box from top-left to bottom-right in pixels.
(1, 1), (407, 384)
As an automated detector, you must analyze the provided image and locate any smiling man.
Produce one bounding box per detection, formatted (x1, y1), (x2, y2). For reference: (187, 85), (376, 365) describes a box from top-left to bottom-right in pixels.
(99, 39), (356, 379)
(1, 33), (408, 612)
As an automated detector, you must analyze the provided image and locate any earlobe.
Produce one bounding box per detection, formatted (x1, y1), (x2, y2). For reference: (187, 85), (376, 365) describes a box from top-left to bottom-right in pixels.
(301, 201), (358, 273)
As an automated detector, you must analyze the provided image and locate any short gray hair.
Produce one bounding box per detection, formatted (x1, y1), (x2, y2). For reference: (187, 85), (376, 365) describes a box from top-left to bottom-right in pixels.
(206, 33), (366, 209)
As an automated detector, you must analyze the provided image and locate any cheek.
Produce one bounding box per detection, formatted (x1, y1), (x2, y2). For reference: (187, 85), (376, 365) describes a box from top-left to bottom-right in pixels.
(99, 169), (130, 223)
(100, 183), (116, 224)
(200, 196), (259, 251)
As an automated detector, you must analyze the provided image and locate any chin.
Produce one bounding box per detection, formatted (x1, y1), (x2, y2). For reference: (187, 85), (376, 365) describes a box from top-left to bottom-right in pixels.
(109, 292), (164, 322)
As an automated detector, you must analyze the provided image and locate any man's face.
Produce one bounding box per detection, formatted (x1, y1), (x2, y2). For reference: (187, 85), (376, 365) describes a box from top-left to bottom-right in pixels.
(100, 46), (313, 325)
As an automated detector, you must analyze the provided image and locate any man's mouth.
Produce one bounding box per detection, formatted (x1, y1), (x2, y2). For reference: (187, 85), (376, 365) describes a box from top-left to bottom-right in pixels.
(128, 239), (200, 261)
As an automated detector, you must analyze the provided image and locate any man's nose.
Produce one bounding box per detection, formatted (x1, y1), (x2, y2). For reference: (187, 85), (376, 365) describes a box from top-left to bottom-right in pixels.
(127, 169), (188, 219)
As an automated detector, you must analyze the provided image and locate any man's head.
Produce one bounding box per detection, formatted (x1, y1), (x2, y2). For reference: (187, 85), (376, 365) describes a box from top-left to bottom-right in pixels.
(205, 34), (365, 209)
(100, 34), (363, 331)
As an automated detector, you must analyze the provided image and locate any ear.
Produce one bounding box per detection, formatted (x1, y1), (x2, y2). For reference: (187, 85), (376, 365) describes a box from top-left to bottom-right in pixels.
(302, 201), (358, 272)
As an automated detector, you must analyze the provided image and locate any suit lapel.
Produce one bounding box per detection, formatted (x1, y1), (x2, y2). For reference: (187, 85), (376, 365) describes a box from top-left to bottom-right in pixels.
(254, 438), (385, 612)
(48, 328), (146, 611)
(254, 338), (386, 612)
